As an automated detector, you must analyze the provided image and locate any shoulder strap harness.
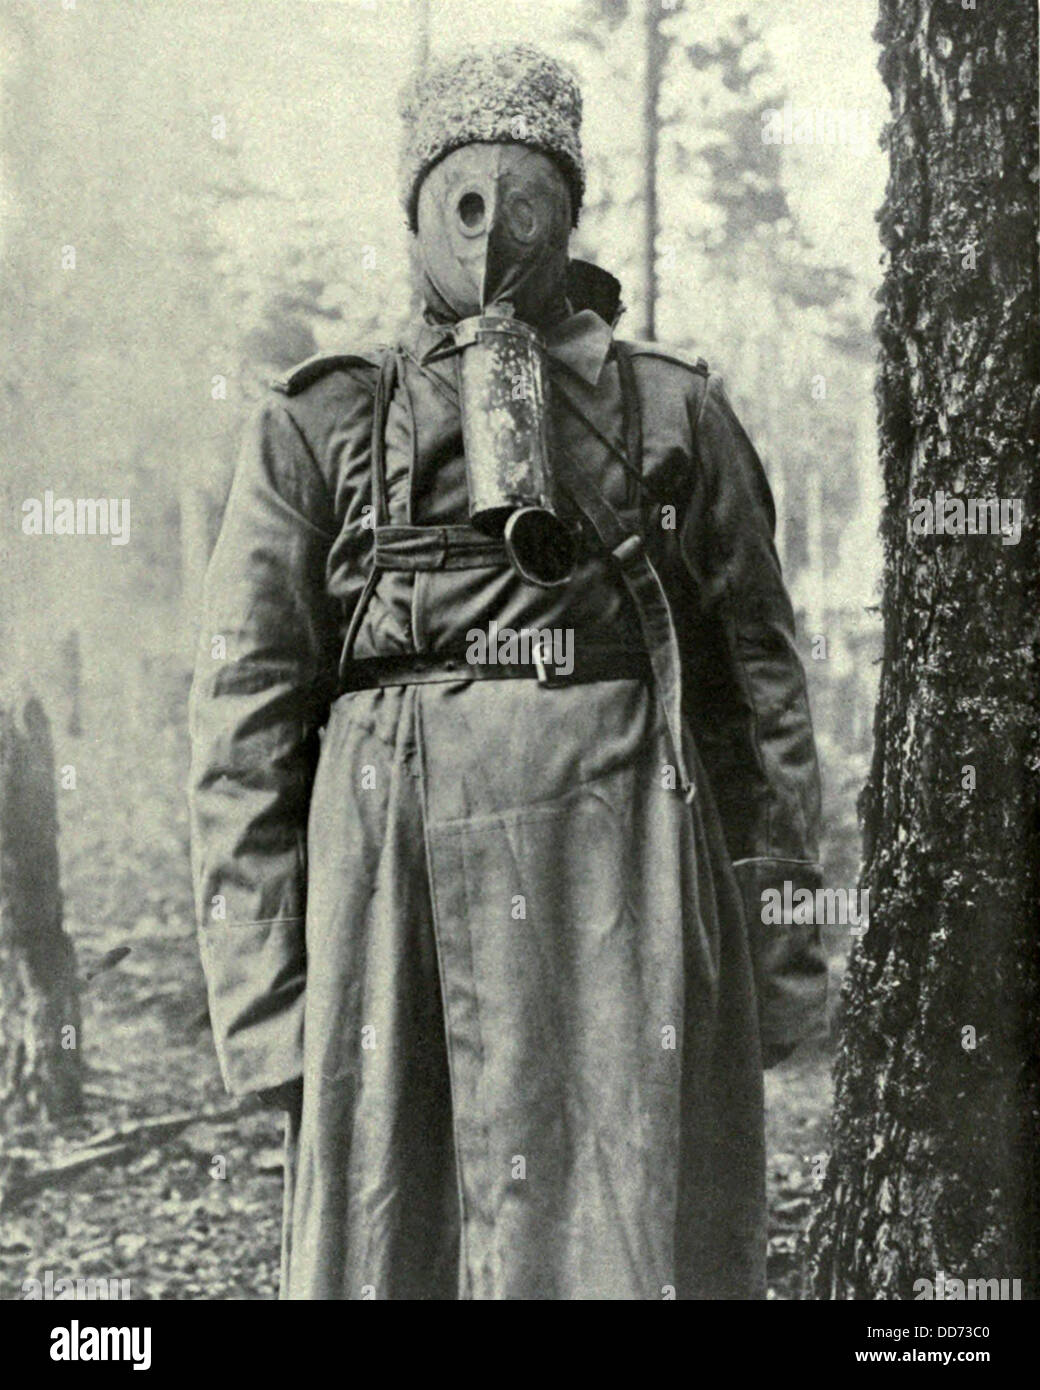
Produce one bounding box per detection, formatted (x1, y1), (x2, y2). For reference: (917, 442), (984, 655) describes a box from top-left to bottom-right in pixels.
(334, 338), (699, 801)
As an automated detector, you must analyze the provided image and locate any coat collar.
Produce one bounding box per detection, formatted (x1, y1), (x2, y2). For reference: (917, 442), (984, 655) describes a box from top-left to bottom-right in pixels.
(545, 260), (623, 388)
(403, 259), (622, 391)
(543, 309), (614, 388)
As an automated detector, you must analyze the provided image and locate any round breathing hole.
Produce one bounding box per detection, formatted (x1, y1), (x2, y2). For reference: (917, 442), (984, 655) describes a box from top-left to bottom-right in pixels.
(504, 508), (577, 589)
(458, 191), (486, 231)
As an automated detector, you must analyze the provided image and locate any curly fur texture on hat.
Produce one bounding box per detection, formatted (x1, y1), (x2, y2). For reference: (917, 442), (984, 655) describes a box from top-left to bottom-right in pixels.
(399, 43), (585, 232)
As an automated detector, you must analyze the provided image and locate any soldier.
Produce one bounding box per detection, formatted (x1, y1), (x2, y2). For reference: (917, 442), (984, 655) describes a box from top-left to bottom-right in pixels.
(189, 42), (826, 1300)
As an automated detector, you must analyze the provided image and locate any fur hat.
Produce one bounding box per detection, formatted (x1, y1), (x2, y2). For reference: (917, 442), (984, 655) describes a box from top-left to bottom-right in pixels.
(399, 43), (585, 232)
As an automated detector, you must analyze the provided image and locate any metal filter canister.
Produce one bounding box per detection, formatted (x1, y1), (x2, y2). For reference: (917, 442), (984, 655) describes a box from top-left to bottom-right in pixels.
(454, 312), (576, 589)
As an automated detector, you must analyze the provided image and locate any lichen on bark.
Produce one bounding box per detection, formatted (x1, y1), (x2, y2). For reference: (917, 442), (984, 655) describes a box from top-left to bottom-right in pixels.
(808, 0), (1040, 1299)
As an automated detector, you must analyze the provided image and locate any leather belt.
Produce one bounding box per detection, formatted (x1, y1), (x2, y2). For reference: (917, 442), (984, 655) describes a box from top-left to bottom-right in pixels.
(339, 645), (653, 693)
(374, 523), (509, 572)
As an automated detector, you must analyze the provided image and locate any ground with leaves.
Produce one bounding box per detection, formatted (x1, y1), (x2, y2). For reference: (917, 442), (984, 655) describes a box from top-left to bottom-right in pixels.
(0, 657), (846, 1301)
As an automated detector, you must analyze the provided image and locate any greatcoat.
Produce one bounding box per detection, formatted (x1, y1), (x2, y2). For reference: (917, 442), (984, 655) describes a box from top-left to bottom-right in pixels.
(189, 265), (826, 1300)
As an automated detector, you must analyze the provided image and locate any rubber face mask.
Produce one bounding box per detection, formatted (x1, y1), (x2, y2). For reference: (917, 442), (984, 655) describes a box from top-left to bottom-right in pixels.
(415, 143), (572, 327)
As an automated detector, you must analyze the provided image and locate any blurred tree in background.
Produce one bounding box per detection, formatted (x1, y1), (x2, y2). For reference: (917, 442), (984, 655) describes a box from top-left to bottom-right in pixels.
(568, 0), (882, 897)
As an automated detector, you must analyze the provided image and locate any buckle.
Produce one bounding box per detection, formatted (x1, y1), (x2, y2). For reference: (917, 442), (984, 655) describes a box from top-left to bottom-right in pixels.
(533, 649), (556, 686)
(611, 533), (644, 568)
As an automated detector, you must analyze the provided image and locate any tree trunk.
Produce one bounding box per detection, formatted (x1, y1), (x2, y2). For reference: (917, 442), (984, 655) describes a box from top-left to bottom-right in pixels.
(0, 690), (82, 1128)
(58, 629), (82, 737)
(808, 0), (1039, 1298)
(412, 0), (430, 74)
(634, 0), (662, 340)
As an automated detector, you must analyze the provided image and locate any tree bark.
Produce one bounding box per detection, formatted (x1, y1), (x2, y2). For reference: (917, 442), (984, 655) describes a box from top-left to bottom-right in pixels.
(808, 0), (1039, 1299)
(0, 690), (82, 1128)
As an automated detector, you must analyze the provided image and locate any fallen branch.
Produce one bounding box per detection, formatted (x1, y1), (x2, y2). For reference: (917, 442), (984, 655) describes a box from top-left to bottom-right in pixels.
(81, 1108), (240, 1151)
(0, 1143), (134, 1211)
(0, 1106), (243, 1212)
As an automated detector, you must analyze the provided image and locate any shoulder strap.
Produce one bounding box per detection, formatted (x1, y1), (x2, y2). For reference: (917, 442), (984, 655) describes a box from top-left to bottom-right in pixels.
(612, 340), (644, 510)
(369, 351), (398, 527)
(338, 350), (398, 676)
(558, 447), (696, 802)
(271, 347), (386, 396)
(616, 341), (709, 377)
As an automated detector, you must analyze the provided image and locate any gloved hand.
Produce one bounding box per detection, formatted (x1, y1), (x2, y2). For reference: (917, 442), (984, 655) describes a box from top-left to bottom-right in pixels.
(731, 859), (828, 1067)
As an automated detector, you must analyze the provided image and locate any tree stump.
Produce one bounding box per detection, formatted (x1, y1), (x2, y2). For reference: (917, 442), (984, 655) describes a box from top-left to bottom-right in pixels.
(0, 689), (82, 1128)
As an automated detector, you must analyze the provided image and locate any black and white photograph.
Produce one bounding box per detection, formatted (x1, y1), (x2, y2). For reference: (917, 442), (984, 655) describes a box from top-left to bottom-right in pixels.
(0, 0), (1036, 1356)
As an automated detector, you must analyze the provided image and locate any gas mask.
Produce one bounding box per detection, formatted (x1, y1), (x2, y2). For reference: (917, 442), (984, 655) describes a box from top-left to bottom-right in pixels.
(416, 142), (572, 327)
(416, 143), (577, 588)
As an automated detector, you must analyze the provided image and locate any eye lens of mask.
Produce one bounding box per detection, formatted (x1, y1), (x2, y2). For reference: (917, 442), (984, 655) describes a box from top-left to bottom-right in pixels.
(505, 193), (539, 242)
(457, 190), (486, 234)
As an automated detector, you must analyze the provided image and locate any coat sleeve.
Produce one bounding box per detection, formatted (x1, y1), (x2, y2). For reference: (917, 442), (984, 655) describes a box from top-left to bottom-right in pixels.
(189, 395), (341, 1097)
(680, 372), (827, 1058)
